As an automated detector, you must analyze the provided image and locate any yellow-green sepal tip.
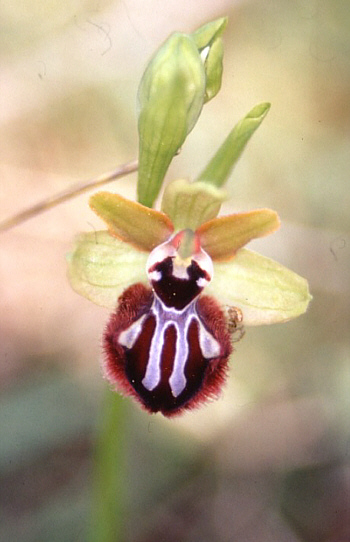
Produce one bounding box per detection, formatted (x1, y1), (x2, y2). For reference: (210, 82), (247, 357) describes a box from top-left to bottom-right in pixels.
(208, 248), (312, 325)
(67, 231), (148, 309)
(161, 178), (227, 231)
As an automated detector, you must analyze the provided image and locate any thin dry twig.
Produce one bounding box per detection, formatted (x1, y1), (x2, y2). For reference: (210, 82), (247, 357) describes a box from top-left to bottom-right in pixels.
(0, 159), (138, 233)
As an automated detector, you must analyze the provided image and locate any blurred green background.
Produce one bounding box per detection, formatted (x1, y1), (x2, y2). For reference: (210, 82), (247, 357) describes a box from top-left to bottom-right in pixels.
(0, 1), (349, 540)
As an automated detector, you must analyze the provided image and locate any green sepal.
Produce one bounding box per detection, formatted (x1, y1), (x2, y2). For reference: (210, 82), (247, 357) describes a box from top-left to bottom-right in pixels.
(207, 248), (312, 325)
(89, 191), (173, 251)
(196, 102), (271, 188)
(160, 178), (227, 231)
(191, 17), (227, 103)
(197, 208), (280, 260)
(67, 231), (148, 308)
(137, 33), (206, 208)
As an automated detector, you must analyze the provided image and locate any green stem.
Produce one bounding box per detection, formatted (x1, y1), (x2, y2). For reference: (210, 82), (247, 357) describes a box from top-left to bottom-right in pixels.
(88, 389), (128, 542)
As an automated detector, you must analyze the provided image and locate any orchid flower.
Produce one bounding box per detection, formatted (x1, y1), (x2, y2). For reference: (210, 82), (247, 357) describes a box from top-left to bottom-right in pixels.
(67, 18), (311, 417)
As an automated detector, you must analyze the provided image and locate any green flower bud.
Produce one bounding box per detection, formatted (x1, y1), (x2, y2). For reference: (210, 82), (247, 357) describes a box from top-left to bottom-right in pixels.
(137, 33), (206, 208)
(191, 17), (227, 103)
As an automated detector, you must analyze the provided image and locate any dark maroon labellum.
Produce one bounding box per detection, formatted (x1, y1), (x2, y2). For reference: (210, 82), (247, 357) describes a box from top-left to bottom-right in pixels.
(103, 230), (233, 417)
(103, 284), (232, 416)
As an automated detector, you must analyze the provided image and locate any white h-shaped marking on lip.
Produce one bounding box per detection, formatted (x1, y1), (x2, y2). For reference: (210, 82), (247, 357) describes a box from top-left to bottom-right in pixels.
(168, 314), (221, 397)
(118, 291), (221, 398)
(141, 297), (222, 398)
(168, 318), (190, 397)
(142, 313), (191, 397)
(141, 318), (170, 392)
(198, 320), (221, 359)
(141, 297), (193, 395)
(118, 314), (146, 349)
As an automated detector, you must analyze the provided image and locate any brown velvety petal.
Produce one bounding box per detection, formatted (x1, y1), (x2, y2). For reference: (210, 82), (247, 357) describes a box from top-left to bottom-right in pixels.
(196, 208), (280, 260)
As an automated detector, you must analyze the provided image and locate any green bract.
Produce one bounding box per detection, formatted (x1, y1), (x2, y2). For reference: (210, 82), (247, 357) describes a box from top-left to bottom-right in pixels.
(196, 102), (271, 187)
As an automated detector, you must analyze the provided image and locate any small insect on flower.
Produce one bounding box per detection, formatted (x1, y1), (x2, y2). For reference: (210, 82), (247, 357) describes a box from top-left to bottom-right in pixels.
(103, 229), (237, 417)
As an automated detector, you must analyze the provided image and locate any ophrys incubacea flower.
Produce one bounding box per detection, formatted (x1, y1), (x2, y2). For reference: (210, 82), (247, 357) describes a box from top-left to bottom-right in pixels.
(67, 18), (311, 416)
(68, 182), (310, 416)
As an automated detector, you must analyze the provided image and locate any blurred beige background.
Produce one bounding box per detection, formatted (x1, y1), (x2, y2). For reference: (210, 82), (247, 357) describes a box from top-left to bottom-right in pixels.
(1, 1), (349, 541)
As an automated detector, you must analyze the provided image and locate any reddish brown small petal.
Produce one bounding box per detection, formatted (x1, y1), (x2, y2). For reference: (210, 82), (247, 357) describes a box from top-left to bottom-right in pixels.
(90, 191), (174, 252)
(196, 208), (280, 260)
